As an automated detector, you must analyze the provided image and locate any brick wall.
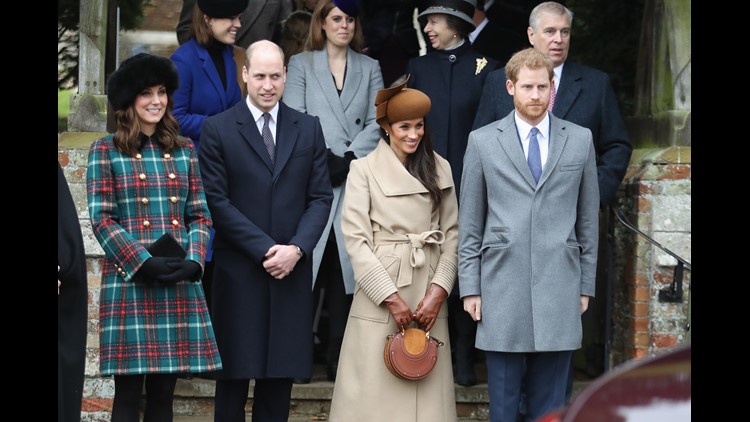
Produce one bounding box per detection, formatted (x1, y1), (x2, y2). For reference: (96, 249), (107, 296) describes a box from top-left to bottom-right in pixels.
(609, 146), (692, 367)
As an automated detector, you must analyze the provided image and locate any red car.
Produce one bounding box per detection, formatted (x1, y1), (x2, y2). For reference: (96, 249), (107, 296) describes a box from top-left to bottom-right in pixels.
(538, 343), (691, 422)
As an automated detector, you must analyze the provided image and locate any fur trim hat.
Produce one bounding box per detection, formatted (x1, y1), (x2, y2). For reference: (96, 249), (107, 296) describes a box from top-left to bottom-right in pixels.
(106, 53), (179, 111)
(375, 75), (431, 134)
(418, 0), (477, 29)
(332, 0), (360, 17)
(197, 0), (249, 18)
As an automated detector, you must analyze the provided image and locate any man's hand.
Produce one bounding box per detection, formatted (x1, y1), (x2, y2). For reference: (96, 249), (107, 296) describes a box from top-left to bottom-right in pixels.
(580, 295), (590, 314)
(263, 244), (301, 279)
(463, 295), (482, 321)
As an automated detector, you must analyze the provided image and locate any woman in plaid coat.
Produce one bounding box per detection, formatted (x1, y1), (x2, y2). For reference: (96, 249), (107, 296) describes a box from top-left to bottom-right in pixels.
(86, 53), (221, 421)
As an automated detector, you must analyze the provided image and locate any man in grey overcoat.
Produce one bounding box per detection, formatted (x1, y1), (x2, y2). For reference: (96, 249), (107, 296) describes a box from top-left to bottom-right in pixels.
(458, 47), (599, 422)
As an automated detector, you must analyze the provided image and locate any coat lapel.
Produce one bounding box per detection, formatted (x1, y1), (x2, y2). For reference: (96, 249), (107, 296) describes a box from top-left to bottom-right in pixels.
(197, 44), (229, 110)
(554, 62), (582, 118)
(236, 102), (275, 172)
(338, 48), (362, 114)
(312, 48), (352, 138)
(494, 114), (537, 188)
(272, 103), (299, 180)
(369, 141), (428, 196)
(539, 115), (569, 186)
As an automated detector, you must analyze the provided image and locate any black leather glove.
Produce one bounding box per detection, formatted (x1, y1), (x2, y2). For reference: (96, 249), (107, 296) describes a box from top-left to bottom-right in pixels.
(327, 149), (354, 187)
(156, 260), (202, 284)
(136, 257), (183, 283)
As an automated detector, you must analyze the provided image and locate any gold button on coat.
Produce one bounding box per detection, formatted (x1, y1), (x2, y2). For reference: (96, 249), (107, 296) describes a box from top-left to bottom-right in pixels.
(143, 220), (150, 227)
(168, 173), (176, 179)
(172, 219), (179, 226)
(170, 196), (178, 203)
(139, 173), (146, 180)
(141, 198), (149, 204)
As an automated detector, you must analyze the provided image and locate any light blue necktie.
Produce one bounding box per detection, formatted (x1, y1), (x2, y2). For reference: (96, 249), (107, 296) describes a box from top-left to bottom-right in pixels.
(528, 127), (542, 183)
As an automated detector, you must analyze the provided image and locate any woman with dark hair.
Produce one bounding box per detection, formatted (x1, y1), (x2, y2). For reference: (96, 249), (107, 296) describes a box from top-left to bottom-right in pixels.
(170, 0), (249, 151)
(328, 77), (459, 421)
(86, 53), (221, 422)
(170, 0), (249, 313)
(406, 0), (499, 387)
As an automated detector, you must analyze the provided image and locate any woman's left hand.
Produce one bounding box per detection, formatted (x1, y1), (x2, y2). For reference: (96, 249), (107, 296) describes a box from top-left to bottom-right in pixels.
(414, 284), (448, 332)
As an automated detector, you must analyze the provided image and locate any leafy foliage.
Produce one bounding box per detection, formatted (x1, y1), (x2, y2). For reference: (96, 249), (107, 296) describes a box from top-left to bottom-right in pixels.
(57, 0), (150, 89)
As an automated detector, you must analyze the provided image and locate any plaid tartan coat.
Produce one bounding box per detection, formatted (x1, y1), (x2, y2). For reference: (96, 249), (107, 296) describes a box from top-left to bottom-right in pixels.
(86, 134), (222, 376)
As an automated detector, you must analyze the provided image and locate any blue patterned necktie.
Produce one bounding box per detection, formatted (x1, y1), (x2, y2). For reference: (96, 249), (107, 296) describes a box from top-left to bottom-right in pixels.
(528, 127), (542, 183)
(262, 112), (275, 165)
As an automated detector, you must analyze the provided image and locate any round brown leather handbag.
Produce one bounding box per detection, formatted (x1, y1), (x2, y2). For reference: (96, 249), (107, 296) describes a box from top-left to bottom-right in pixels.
(384, 323), (444, 381)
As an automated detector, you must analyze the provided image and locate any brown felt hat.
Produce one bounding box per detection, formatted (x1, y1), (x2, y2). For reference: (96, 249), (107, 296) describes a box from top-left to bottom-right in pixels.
(375, 76), (432, 134)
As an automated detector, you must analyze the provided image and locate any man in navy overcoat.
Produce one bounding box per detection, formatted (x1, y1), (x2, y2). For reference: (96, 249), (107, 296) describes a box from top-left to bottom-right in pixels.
(199, 40), (333, 422)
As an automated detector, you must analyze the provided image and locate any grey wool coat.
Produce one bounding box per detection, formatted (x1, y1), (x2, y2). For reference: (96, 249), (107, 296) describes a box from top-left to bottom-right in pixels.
(329, 140), (459, 422)
(283, 46), (384, 292)
(458, 112), (599, 353)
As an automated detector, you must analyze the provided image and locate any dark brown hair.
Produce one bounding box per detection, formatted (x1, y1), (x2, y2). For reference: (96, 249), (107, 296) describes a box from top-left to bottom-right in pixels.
(112, 93), (187, 156)
(380, 120), (442, 211)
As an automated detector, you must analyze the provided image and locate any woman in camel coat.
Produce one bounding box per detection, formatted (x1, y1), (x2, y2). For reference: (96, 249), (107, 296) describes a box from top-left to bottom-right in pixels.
(329, 78), (459, 421)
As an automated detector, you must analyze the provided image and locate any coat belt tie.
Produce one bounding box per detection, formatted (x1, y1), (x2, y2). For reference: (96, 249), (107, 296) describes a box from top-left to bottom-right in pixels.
(373, 230), (445, 287)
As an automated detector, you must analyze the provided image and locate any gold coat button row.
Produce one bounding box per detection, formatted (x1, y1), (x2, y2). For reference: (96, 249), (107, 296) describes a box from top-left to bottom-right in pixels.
(139, 173), (147, 180)
(169, 173), (176, 179)
(170, 196), (178, 203)
(136, 153), (142, 159)
(172, 219), (180, 226)
(141, 198), (149, 205)
(143, 220), (150, 227)
(164, 153), (171, 159)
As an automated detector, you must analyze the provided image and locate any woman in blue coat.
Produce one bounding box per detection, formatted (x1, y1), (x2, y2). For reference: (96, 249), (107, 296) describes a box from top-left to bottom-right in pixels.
(406, 0), (499, 387)
(170, 0), (248, 151)
(170, 0), (249, 311)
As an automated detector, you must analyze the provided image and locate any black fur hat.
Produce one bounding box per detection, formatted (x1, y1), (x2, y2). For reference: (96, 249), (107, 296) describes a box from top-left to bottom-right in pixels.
(106, 53), (179, 111)
(197, 0), (249, 18)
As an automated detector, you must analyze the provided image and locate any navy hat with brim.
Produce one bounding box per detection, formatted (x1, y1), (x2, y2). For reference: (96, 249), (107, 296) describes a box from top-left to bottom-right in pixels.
(418, 0), (477, 29)
(106, 53), (179, 111)
(332, 0), (360, 17)
(197, 0), (249, 18)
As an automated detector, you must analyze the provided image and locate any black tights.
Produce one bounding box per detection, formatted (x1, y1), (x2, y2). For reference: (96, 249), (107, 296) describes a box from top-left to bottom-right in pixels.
(111, 373), (178, 422)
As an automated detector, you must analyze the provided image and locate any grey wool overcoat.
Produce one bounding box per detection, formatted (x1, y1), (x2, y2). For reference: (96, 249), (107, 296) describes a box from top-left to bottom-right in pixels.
(328, 140), (459, 422)
(458, 111), (599, 353)
(283, 45), (384, 292)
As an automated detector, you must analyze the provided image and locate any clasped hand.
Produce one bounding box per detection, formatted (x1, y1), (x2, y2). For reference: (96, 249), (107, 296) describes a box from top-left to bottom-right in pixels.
(263, 244), (300, 279)
(138, 257), (201, 284)
(414, 284), (448, 332)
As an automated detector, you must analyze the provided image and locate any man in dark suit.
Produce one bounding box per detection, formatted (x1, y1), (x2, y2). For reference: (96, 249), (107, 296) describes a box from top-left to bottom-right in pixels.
(473, 1), (631, 208)
(198, 40), (333, 422)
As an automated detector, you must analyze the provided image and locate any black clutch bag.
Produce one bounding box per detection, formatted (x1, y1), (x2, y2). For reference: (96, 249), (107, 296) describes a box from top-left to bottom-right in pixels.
(147, 233), (187, 259)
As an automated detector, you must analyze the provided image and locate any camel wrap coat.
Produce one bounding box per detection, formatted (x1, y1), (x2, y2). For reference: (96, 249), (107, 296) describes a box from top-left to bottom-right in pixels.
(329, 140), (459, 421)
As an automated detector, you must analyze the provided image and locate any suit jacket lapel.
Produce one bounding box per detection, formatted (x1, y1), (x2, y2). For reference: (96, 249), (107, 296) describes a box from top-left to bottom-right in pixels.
(554, 62), (582, 118)
(237, 0), (266, 41)
(312, 48), (351, 138)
